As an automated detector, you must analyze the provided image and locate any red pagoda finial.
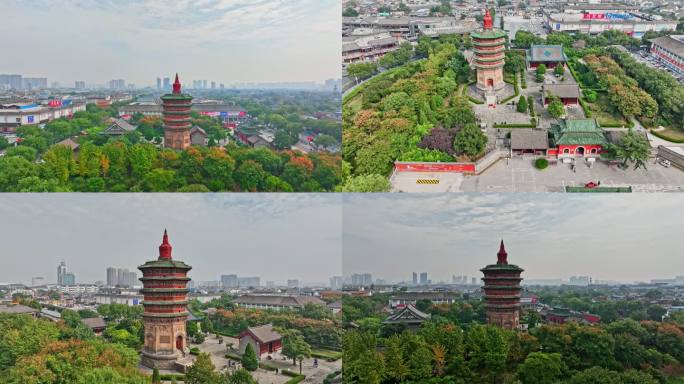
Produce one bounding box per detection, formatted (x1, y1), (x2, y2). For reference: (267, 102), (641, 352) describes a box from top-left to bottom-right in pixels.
(172, 73), (181, 94)
(159, 229), (173, 259)
(483, 9), (493, 30)
(497, 239), (508, 264)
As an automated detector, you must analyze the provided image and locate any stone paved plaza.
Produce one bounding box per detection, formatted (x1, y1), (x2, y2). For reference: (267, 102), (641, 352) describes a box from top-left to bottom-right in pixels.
(391, 158), (684, 193)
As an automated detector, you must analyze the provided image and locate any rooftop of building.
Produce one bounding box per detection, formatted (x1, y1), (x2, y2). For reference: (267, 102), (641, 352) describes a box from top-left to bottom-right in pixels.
(550, 118), (607, 146)
(650, 35), (684, 58)
(511, 129), (550, 150)
(390, 291), (458, 300)
(384, 304), (431, 323)
(543, 83), (580, 98)
(528, 45), (567, 62)
(0, 303), (38, 314)
(234, 294), (325, 307)
(240, 324), (281, 343)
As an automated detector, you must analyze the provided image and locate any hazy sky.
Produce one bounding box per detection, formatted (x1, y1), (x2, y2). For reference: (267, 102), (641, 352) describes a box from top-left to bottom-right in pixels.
(0, 194), (341, 286)
(343, 194), (683, 284)
(1, 0), (341, 86)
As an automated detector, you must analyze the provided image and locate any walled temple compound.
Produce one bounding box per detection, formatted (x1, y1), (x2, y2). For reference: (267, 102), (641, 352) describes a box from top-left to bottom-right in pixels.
(139, 230), (192, 370)
(481, 240), (524, 330)
(161, 74), (193, 150)
(472, 9), (507, 105)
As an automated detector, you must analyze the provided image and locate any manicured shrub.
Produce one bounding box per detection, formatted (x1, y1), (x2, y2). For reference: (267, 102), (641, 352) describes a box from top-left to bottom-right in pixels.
(535, 158), (549, 169)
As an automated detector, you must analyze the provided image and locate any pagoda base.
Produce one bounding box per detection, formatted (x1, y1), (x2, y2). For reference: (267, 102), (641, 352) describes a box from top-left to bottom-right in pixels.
(476, 82), (506, 92)
(486, 309), (520, 330)
(468, 83), (515, 105)
(141, 350), (185, 371)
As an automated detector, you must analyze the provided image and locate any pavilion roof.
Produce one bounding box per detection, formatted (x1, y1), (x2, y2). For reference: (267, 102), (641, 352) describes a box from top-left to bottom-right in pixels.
(550, 119), (606, 146)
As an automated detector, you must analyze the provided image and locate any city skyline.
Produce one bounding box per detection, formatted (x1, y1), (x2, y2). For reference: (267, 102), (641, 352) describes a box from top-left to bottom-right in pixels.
(0, 194), (341, 286)
(343, 194), (684, 284)
(1, 0), (341, 86)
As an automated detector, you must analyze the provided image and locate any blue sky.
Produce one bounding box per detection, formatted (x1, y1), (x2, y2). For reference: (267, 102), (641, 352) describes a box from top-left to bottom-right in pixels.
(0, 194), (342, 286)
(1, 0), (340, 86)
(343, 194), (683, 284)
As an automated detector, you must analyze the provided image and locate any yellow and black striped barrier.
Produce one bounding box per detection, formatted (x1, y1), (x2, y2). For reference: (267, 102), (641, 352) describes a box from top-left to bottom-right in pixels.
(416, 179), (440, 185)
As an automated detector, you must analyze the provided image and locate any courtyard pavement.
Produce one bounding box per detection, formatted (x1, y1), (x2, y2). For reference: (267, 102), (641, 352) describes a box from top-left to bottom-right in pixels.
(391, 157), (684, 193)
(194, 335), (340, 384)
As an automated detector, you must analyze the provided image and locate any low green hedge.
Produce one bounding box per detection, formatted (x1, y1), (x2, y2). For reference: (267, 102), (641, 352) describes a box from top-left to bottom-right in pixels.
(215, 330), (239, 338)
(520, 70), (527, 89)
(500, 73), (520, 104)
(159, 374), (185, 380)
(226, 353), (242, 361)
(284, 375), (306, 384)
(467, 96), (485, 104)
(598, 119), (633, 128)
(566, 186), (632, 193)
(282, 369), (302, 378)
(189, 347), (200, 356)
(323, 371), (342, 384)
(259, 361), (278, 371)
(579, 97), (592, 118)
(649, 129), (684, 143)
(494, 119), (537, 128)
(311, 350), (343, 361)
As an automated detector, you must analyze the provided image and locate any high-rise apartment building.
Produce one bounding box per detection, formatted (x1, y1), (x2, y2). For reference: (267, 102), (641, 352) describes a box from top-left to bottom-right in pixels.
(106, 267), (117, 287)
(221, 274), (238, 288)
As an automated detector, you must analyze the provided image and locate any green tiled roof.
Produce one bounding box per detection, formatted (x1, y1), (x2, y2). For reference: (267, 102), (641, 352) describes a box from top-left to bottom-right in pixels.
(550, 119), (606, 146)
(481, 264), (524, 272)
(527, 44), (567, 62)
(138, 259), (192, 270)
(160, 93), (193, 100)
(471, 29), (507, 39)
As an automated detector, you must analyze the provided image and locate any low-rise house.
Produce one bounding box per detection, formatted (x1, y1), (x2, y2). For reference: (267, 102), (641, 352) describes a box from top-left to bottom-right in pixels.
(39, 308), (62, 322)
(53, 137), (80, 155)
(102, 118), (136, 137)
(238, 324), (282, 358)
(510, 129), (549, 156)
(383, 304), (431, 330)
(0, 303), (39, 317)
(190, 126), (207, 146)
(527, 45), (567, 69)
(234, 295), (325, 311)
(81, 316), (107, 335)
(542, 83), (580, 106)
(548, 118), (606, 159)
(388, 292), (458, 308)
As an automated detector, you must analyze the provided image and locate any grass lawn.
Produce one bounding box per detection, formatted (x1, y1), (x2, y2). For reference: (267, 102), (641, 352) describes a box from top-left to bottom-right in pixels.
(311, 348), (343, 361)
(652, 127), (684, 142)
(587, 94), (629, 127)
(345, 93), (363, 116)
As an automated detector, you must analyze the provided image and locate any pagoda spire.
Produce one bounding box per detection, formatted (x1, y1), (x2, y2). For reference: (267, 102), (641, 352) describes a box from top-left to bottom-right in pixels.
(483, 9), (493, 30)
(158, 229), (173, 259)
(497, 239), (508, 264)
(172, 73), (181, 94)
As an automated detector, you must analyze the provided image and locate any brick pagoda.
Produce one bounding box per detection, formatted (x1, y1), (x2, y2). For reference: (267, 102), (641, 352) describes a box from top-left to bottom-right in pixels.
(161, 74), (193, 150)
(139, 230), (192, 369)
(481, 240), (524, 330)
(472, 9), (506, 93)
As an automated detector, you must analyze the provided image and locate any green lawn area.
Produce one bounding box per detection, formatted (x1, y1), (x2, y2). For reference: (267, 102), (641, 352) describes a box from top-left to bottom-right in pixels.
(586, 93), (629, 127)
(652, 127), (684, 143)
(311, 348), (342, 361)
(345, 93), (363, 116)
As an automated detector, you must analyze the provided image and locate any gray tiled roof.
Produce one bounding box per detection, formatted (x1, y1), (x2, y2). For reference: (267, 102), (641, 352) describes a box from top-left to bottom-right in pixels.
(650, 35), (684, 58)
(511, 129), (549, 150)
